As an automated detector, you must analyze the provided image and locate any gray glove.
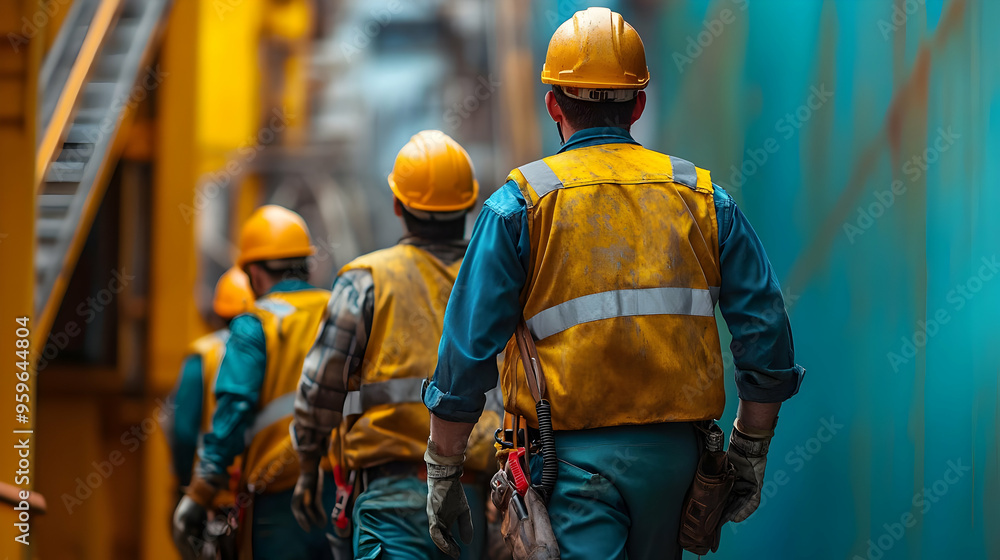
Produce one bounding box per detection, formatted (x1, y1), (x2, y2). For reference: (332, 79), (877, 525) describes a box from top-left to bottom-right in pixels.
(723, 427), (771, 523)
(172, 495), (208, 560)
(425, 439), (473, 559)
(291, 456), (327, 531)
(172, 476), (221, 559)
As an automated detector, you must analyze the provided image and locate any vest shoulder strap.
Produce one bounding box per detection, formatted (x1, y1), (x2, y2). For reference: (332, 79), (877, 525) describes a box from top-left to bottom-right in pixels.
(510, 144), (714, 205)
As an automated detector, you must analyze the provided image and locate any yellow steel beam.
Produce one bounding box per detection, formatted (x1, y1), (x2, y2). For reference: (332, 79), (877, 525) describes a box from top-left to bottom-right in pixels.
(144, 0), (199, 556)
(34, 0), (122, 190)
(0, 1), (40, 558)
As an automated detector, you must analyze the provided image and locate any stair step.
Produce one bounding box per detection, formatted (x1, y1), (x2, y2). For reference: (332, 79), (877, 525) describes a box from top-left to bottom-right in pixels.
(81, 81), (118, 109)
(46, 161), (86, 183)
(37, 218), (65, 241)
(66, 123), (102, 144)
(55, 144), (95, 165)
(40, 181), (82, 196)
(106, 19), (141, 52)
(39, 194), (75, 213)
(93, 53), (126, 82)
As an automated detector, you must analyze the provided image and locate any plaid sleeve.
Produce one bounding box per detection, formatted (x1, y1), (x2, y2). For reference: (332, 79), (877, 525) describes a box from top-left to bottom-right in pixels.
(292, 269), (374, 460)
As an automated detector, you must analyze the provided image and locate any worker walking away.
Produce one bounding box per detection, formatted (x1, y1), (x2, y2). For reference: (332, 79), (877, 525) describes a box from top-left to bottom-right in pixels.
(166, 267), (253, 558)
(290, 130), (498, 560)
(421, 8), (805, 560)
(173, 205), (337, 560)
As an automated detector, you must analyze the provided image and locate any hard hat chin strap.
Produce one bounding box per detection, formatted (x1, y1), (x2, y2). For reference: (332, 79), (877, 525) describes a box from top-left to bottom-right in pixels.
(560, 86), (638, 102)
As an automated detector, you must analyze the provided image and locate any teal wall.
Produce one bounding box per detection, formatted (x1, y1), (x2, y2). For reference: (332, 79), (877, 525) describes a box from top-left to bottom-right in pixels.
(533, 1), (998, 558)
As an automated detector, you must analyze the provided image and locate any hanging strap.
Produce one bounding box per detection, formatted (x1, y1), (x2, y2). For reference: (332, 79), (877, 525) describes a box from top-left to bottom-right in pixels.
(515, 320), (546, 402)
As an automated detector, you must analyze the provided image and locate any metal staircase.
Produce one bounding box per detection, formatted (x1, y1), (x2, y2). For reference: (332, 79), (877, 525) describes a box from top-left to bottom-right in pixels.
(34, 0), (172, 343)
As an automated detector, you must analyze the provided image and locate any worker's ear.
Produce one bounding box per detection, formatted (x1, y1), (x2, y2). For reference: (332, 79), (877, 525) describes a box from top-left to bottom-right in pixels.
(393, 197), (403, 217)
(545, 90), (564, 125)
(629, 91), (646, 125)
(244, 264), (265, 298)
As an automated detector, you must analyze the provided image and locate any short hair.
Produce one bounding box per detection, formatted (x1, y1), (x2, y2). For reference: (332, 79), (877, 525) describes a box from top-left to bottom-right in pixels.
(400, 205), (466, 241)
(551, 86), (638, 130)
(252, 258), (311, 283)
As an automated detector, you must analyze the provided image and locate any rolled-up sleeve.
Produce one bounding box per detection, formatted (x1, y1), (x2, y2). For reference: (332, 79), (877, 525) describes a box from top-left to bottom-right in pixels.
(715, 186), (804, 402)
(424, 181), (530, 423)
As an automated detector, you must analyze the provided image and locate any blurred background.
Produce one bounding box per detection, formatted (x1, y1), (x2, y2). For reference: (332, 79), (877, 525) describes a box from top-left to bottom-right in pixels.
(0, 0), (997, 558)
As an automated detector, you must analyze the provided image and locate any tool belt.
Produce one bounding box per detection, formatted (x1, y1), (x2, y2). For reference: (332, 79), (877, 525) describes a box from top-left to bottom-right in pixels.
(490, 320), (560, 560)
(677, 420), (736, 555)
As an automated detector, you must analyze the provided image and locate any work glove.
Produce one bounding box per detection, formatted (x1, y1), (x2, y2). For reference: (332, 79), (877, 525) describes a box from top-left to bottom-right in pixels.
(425, 439), (473, 559)
(291, 455), (327, 531)
(172, 476), (219, 560)
(723, 425), (772, 523)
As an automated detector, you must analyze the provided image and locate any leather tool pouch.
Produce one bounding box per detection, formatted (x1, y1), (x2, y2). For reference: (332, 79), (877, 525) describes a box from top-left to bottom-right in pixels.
(678, 421), (736, 555)
(489, 320), (561, 560)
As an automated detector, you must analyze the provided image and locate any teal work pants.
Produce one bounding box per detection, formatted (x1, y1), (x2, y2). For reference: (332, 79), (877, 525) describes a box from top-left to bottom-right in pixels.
(252, 483), (338, 559)
(352, 475), (487, 560)
(532, 422), (700, 560)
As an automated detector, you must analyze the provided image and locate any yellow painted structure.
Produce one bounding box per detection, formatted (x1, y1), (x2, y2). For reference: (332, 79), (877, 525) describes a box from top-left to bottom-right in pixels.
(12, 0), (316, 557)
(0, 2), (40, 558)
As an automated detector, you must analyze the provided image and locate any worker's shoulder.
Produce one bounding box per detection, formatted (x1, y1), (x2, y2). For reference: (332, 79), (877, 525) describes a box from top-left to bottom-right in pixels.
(342, 244), (414, 271)
(634, 146), (715, 193)
(483, 179), (526, 219)
(188, 329), (229, 355)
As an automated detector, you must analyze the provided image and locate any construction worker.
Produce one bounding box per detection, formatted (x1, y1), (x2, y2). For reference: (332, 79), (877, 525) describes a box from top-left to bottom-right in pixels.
(421, 8), (805, 560)
(173, 205), (336, 560)
(168, 267), (253, 491)
(290, 130), (497, 560)
(166, 267), (252, 559)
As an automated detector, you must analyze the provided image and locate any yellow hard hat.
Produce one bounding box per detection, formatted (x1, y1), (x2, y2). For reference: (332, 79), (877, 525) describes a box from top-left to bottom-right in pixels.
(541, 7), (649, 96)
(387, 130), (479, 213)
(236, 205), (315, 267)
(212, 267), (253, 319)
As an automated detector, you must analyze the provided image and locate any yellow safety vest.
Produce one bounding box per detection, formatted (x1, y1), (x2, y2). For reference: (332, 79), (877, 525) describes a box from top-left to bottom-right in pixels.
(241, 288), (330, 494)
(337, 244), (500, 473)
(501, 143), (724, 431)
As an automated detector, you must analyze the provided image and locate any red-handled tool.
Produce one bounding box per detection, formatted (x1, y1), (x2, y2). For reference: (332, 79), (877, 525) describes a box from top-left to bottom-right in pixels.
(507, 448), (530, 496)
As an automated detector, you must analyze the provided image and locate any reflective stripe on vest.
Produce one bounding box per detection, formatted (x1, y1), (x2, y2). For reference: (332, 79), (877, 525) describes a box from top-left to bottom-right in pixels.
(517, 153), (701, 200)
(526, 286), (721, 340)
(244, 392), (296, 446)
(342, 377), (425, 416)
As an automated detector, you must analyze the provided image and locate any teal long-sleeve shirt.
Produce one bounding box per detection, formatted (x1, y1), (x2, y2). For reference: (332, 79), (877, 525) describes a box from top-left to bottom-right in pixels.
(196, 279), (315, 481)
(424, 127), (805, 423)
(170, 354), (204, 487)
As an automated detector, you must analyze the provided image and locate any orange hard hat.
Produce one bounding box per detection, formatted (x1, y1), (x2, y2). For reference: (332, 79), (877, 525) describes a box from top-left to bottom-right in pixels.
(212, 267), (253, 319)
(387, 130), (479, 213)
(236, 205), (315, 267)
(541, 7), (649, 97)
